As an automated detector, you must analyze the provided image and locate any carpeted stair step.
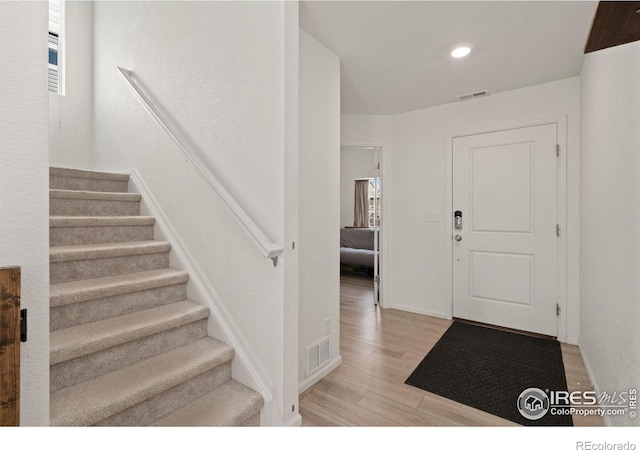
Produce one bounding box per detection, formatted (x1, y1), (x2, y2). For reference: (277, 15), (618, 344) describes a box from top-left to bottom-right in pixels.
(50, 300), (209, 391)
(50, 189), (141, 216)
(50, 216), (156, 246)
(50, 300), (209, 365)
(50, 269), (189, 331)
(151, 379), (263, 426)
(48, 166), (263, 426)
(50, 337), (234, 426)
(50, 167), (130, 193)
(50, 241), (171, 284)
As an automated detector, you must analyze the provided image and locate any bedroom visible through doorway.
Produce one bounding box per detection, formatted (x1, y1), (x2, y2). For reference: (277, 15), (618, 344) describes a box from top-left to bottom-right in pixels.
(339, 145), (382, 306)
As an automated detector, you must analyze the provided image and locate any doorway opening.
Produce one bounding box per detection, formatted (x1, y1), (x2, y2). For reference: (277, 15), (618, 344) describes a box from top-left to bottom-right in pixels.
(339, 145), (383, 306)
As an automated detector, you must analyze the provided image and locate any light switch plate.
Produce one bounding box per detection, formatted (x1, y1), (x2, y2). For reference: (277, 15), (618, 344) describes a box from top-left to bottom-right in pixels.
(324, 318), (331, 336)
(424, 211), (440, 222)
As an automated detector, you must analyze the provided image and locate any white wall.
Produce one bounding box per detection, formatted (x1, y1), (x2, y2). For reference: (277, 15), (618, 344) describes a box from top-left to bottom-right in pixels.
(580, 41), (640, 426)
(0, 1), (50, 426)
(340, 148), (376, 228)
(49, 0), (93, 169)
(282, 0), (301, 426)
(298, 29), (341, 391)
(343, 77), (581, 342)
(341, 114), (392, 147)
(92, 1), (295, 426)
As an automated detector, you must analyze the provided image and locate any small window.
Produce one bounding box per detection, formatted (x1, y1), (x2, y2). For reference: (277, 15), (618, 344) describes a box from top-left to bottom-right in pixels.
(49, 0), (64, 95)
(367, 178), (380, 227)
(48, 32), (59, 93)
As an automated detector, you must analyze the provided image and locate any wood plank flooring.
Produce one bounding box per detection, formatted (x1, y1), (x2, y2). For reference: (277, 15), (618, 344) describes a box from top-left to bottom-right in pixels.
(299, 273), (603, 427)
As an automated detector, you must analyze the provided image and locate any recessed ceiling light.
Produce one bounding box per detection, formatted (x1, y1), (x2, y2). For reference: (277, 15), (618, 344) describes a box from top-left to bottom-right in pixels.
(451, 46), (471, 58)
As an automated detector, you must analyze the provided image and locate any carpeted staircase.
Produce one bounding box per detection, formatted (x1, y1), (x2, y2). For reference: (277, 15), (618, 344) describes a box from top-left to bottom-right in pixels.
(49, 167), (263, 426)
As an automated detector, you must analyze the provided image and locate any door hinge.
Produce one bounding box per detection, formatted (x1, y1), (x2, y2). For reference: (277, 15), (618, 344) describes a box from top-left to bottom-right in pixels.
(375, 275), (381, 283)
(556, 224), (561, 237)
(556, 303), (561, 317)
(556, 144), (560, 158)
(20, 309), (27, 342)
(375, 162), (380, 170)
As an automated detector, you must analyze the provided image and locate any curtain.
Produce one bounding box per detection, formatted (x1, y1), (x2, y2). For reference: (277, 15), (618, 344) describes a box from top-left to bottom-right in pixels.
(354, 180), (369, 227)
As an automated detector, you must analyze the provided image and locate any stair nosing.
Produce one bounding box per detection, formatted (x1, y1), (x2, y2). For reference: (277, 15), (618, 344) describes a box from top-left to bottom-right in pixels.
(50, 189), (141, 202)
(50, 241), (171, 263)
(151, 380), (263, 427)
(50, 167), (130, 182)
(50, 337), (234, 427)
(50, 269), (189, 307)
(48, 168), (248, 428)
(50, 216), (155, 228)
(50, 300), (210, 365)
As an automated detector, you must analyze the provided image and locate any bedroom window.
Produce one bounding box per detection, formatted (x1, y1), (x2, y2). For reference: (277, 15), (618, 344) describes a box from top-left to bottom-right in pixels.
(354, 177), (380, 227)
(367, 178), (380, 227)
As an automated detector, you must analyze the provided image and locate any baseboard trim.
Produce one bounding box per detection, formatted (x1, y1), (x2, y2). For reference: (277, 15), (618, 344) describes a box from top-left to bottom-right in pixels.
(578, 340), (611, 427)
(126, 168), (276, 412)
(298, 355), (342, 394)
(284, 413), (302, 427)
(564, 336), (579, 345)
(386, 303), (449, 319)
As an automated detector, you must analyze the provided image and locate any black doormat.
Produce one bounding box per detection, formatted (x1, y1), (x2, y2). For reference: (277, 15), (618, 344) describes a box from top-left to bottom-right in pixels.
(405, 321), (573, 426)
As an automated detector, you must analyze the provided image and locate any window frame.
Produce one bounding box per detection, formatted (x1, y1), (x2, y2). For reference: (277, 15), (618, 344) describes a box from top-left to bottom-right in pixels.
(48, 0), (65, 95)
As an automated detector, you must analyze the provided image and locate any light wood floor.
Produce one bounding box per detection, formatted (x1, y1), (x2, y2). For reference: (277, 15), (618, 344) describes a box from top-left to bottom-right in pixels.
(299, 273), (603, 427)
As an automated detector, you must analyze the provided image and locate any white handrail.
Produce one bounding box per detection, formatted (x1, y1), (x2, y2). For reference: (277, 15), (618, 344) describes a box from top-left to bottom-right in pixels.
(116, 66), (284, 266)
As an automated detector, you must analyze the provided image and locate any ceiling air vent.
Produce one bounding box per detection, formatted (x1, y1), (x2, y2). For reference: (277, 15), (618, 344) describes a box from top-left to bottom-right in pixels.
(457, 89), (489, 101)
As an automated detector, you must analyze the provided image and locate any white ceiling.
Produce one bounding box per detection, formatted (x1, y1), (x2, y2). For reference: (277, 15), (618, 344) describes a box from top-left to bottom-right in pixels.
(300, 1), (598, 115)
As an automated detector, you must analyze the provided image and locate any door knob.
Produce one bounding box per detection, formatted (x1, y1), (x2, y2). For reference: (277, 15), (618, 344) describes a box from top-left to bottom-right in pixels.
(455, 235), (462, 241)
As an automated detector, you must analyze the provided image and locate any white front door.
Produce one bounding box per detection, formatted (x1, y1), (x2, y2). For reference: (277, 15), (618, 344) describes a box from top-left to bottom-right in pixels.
(452, 124), (558, 336)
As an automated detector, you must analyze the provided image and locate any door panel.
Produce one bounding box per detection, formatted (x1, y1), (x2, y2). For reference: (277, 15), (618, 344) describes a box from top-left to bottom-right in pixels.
(471, 142), (533, 233)
(453, 124), (558, 336)
(471, 251), (532, 306)
(0, 267), (21, 426)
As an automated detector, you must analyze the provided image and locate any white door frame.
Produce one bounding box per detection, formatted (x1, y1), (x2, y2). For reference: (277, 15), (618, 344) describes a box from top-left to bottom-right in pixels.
(341, 142), (387, 308)
(445, 116), (568, 342)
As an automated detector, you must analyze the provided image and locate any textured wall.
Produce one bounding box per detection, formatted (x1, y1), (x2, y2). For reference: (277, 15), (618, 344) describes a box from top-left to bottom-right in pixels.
(580, 41), (640, 426)
(92, 1), (293, 425)
(299, 29), (341, 388)
(283, 0), (301, 426)
(341, 114), (393, 147)
(343, 77), (581, 342)
(0, 1), (50, 426)
(49, 1), (94, 169)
